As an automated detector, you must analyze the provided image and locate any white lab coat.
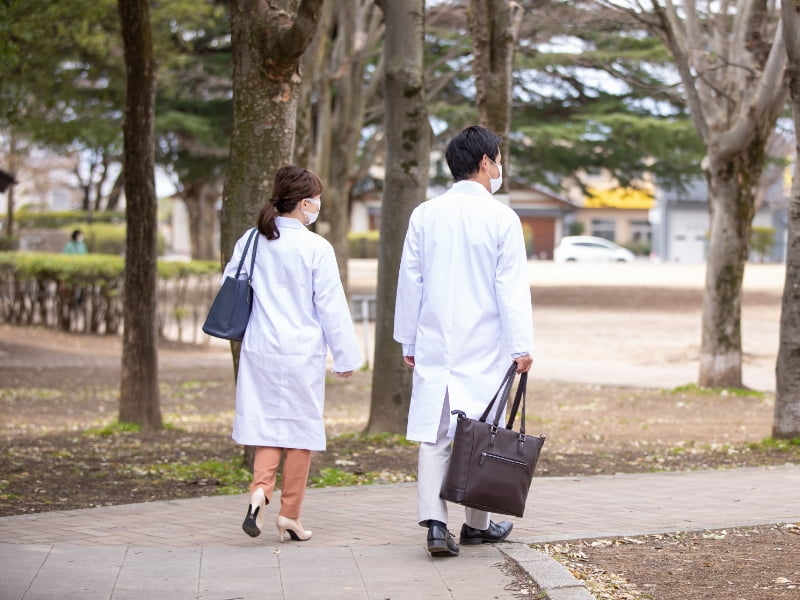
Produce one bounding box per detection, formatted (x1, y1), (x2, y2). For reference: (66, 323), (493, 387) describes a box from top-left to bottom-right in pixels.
(223, 217), (362, 451)
(394, 180), (535, 443)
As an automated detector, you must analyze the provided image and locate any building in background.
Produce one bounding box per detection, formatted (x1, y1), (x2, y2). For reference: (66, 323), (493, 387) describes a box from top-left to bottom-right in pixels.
(650, 177), (788, 263)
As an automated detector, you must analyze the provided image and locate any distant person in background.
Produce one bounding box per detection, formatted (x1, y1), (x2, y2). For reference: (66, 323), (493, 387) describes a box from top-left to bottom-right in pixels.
(64, 230), (88, 254)
(62, 229), (88, 308)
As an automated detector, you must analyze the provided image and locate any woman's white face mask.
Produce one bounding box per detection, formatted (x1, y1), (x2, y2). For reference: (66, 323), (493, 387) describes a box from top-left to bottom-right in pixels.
(302, 198), (321, 225)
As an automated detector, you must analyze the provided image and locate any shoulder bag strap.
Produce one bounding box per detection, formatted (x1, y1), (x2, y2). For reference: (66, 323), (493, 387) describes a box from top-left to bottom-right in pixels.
(248, 229), (259, 280)
(234, 228), (258, 279)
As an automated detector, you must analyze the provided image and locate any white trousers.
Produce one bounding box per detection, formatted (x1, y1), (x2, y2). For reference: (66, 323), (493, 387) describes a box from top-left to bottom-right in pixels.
(417, 390), (491, 530)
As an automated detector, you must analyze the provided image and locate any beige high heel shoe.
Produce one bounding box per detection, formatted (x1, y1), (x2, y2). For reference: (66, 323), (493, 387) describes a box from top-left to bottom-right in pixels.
(276, 515), (312, 542)
(242, 488), (267, 538)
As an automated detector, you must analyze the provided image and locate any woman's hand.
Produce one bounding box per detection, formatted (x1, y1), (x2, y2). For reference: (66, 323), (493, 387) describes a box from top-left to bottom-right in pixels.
(334, 370), (353, 378)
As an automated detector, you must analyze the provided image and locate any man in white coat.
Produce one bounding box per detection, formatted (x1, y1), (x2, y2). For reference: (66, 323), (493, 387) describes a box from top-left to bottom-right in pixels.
(394, 126), (534, 557)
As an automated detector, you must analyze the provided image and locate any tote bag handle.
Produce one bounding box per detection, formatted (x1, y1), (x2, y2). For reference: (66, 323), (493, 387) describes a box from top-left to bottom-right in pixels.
(478, 362), (518, 426)
(505, 372), (528, 435)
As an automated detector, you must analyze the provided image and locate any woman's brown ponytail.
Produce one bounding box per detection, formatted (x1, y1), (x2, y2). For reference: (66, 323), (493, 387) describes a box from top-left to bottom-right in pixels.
(257, 201), (280, 240)
(257, 166), (323, 240)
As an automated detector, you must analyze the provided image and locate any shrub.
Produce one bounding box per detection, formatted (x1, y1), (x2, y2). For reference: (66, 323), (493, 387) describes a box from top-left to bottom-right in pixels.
(61, 223), (125, 255)
(16, 208), (124, 228)
(348, 231), (380, 259)
(750, 226), (775, 262)
(622, 241), (651, 256)
(61, 223), (167, 255)
(521, 224), (535, 258)
(568, 221), (585, 236)
(0, 252), (220, 340)
(0, 236), (18, 251)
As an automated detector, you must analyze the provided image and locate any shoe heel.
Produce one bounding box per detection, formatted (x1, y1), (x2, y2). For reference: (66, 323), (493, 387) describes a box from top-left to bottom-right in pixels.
(276, 515), (312, 542)
(459, 536), (484, 546)
(242, 488), (266, 538)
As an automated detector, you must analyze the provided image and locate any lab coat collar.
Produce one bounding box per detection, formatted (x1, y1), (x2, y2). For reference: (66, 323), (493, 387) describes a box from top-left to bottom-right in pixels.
(450, 179), (492, 197)
(276, 215), (307, 229)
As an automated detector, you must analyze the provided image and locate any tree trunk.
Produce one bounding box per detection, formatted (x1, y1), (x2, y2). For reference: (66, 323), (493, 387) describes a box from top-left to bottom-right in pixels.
(698, 150), (763, 387)
(305, 1), (383, 290)
(93, 153), (110, 213)
(4, 183), (15, 238)
(183, 179), (221, 260)
(322, 183), (350, 289)
(106, 170), (124, 212)
(117, 0), (162, 430)
(4, 134), (20, 237)
(367, 0), (429, 434)
(222, 0), (323, 269)
(639, 1), (787, 388)
(468, 0), (522, 178)
(774, 0), (800, 438)
(225, 0), (323, 464)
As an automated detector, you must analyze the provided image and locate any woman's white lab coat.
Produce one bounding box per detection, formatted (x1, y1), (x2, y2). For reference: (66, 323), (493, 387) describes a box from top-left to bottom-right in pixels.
(394, 180), (535, 443)
(223, 217), (361, 451)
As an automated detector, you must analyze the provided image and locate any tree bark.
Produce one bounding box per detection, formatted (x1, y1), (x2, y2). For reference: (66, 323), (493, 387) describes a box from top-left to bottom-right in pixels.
(3, 134), (22, 238)
(4, 183), (15, 238)
(183, 179), (221, 260)
(301, 1), (384, 290)
(367, 0), (429, 434)
(106, 170), (124, 212)
(117, 0), (162, 430)
(225, 0), (323, 464)
(93, 153), (111, 212)
(468, 0), (522, 178)
(774, 0), (800, 438)
(222, 0), (323, 269)
(699, 149), (764, 387)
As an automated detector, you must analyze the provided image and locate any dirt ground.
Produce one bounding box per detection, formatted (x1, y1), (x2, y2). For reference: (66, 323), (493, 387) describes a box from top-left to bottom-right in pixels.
(1, 265), (798, 599)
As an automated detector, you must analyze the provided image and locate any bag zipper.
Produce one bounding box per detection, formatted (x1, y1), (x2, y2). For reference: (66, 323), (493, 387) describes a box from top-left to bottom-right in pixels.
(480, 452), (528, 468)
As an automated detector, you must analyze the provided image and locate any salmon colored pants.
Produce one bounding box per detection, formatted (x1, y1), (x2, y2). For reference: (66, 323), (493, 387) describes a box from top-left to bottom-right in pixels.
(251, 447), (312, 519)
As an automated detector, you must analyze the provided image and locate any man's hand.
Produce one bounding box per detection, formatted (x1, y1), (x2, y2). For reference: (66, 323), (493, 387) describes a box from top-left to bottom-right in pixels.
(514, 354), (533, 373)
(334, 371), (354, 378)
(403, 355), (415, 368)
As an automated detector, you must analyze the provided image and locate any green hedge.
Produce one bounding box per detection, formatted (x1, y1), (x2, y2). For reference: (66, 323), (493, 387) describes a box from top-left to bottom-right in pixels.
(58, 222), (166, 255)
(0, 236), (19, 251)
(622, 241), (651, 256)
(60, 223), (127, 255)
(15, 208), (125, 228)
(348, 231), (380, 259)
(0, 252), (220, 340)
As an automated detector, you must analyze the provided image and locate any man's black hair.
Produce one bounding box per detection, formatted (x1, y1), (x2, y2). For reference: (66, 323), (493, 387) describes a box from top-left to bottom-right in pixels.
(71, 230), (82, 241)
(444, 126), (502, 181)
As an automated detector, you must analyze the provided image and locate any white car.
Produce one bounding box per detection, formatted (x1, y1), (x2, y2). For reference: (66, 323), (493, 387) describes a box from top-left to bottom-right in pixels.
(553, 236), (636, 263)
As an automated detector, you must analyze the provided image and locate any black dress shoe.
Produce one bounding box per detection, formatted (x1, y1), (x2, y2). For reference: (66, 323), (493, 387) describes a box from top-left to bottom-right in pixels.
(427, 520), (459, 556)
(459, 520), (513, 545)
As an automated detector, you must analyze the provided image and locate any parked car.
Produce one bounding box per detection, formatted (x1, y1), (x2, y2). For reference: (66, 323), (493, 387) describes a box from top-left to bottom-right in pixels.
(553, 236), (636, 263)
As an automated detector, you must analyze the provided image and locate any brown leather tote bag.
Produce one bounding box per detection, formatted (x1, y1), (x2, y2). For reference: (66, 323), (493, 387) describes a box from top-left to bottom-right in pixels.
(440, 363), (545, 518)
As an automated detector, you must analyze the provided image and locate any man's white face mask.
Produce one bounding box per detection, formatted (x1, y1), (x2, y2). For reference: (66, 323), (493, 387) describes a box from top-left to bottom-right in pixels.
(488, 158), (503, 194)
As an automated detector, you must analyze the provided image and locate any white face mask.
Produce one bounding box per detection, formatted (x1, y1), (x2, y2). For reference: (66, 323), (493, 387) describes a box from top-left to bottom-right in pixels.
(488, 159), (503, 194)
(302, 198), (321, 225)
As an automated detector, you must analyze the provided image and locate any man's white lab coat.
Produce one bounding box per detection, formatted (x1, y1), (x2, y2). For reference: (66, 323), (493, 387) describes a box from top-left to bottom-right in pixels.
(394, 180), (535, 443)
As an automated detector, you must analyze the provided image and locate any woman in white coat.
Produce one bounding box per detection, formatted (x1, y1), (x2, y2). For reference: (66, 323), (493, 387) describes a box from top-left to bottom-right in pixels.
(221, 165), (362, 542)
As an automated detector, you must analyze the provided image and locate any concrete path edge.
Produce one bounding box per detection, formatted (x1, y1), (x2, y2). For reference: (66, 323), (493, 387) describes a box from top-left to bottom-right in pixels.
(501, 544), (597, 600)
